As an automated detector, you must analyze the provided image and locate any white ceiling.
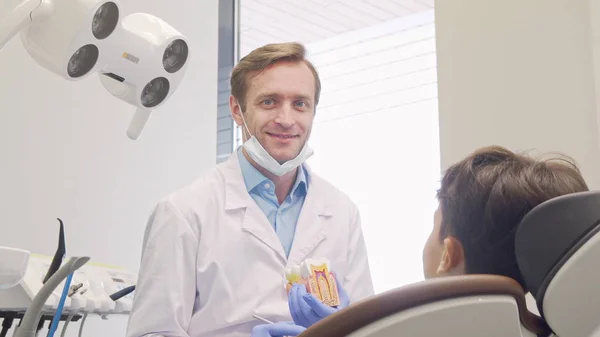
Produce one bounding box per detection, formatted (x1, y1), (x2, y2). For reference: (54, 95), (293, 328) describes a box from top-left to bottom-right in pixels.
(239, 0), (434, 56)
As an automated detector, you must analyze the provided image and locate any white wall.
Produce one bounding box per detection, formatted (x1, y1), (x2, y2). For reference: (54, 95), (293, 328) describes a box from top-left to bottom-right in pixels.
(435, 0), (600, 189)
(305, 10), (440, 293)
(0, 0), (218, 335)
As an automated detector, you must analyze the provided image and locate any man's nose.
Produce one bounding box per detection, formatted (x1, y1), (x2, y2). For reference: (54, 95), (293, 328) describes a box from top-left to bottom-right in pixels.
(274, 105), (295, 128)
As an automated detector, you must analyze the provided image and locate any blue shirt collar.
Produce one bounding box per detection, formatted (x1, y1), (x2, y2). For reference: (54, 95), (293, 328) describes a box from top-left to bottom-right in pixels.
(237, 148), (308, 197)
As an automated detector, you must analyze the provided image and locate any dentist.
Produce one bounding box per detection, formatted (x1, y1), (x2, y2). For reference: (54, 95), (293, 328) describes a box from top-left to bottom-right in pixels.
(125, 42), (374, 337)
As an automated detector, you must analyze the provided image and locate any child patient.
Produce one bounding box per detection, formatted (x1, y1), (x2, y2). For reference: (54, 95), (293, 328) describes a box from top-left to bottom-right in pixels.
(252, 145), (589, 337)
(422, 145), (588, 283)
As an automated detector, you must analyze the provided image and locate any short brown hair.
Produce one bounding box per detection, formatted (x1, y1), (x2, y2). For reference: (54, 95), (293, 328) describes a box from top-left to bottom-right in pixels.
(230, 42), (321, 111)
(437, 145), (588, 289)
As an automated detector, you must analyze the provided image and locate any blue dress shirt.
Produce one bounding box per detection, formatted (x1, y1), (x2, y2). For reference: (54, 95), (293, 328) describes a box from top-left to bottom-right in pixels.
(237, 148), (309, 257)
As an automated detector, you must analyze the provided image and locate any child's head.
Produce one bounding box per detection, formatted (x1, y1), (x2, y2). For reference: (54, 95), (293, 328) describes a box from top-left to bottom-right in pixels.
(422, 146), (588, 290)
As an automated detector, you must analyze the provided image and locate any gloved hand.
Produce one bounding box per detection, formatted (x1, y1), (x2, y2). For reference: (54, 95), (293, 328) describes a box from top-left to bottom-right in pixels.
(250, 322), (306, 337)
(288, 273), (350, 328)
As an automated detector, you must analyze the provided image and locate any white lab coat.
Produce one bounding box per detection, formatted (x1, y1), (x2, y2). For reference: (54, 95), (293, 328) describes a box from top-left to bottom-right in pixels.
(125, 153), (374, 337)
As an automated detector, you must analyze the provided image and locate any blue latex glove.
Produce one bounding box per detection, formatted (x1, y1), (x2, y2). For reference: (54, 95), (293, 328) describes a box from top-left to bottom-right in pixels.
(288, 273), (350, 328)
(250, 322), (306, 337)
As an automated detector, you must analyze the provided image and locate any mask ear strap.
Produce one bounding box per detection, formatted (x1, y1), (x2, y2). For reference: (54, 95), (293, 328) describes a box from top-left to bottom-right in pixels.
(238, 107), (252, 139)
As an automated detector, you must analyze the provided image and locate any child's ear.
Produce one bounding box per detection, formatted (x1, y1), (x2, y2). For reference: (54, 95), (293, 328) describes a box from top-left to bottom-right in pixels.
(436, 236), (465, 275)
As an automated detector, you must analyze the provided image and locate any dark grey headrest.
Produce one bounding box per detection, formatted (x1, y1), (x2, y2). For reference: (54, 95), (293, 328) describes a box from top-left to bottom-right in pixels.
(515, 190), (600, 315)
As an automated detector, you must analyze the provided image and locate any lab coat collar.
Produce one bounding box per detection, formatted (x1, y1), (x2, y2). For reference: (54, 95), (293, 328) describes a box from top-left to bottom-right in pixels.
(224, 151), (323, 212)
(223, 151), (255, 210)
(223, 152), (331, 262)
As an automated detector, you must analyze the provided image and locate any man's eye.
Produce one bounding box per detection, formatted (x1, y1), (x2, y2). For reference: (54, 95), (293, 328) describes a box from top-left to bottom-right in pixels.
(263, 99), (274, 105)
(295, 101), (307, 107)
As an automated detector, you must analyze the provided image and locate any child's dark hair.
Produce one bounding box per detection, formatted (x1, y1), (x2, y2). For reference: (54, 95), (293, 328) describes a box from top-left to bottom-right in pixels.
(437, 145), (589, 289)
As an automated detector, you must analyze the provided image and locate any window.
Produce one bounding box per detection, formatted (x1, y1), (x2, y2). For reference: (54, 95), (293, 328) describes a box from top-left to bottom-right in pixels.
(222, 0), (440, 294)
(304, 10), (440, 293)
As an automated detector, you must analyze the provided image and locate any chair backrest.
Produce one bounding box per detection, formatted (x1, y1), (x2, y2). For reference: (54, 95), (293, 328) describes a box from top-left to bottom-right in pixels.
(515, 190), (600, 337)
(299, 274), (550, 337)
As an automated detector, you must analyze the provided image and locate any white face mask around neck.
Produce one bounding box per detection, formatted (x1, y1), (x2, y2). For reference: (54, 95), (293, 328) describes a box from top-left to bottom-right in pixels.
(239, 111), (313, 177)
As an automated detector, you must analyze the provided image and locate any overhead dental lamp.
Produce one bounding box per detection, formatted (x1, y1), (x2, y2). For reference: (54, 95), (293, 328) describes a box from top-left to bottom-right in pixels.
(0, 0), (190, 140)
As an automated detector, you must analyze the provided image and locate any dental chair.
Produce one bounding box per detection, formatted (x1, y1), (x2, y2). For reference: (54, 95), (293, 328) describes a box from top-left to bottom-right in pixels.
(299, 274), (550, 337)
(516, 190), (600, 337)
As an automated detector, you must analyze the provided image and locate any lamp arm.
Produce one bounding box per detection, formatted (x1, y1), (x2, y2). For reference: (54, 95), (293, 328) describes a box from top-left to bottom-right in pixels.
(0, 0), (42, 51)
(127, 108), (152, 140)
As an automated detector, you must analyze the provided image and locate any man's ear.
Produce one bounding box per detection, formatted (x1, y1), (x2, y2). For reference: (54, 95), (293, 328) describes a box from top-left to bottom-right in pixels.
(229, 95), (244, 127)
(436, 236), (465, 275)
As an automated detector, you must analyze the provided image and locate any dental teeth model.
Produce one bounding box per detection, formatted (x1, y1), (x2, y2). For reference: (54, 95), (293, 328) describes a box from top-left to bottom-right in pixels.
(284, 258), (340, 307)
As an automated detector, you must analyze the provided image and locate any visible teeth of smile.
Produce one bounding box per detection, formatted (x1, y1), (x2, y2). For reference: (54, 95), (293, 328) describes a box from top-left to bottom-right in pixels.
(273, 134), (293, 138)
